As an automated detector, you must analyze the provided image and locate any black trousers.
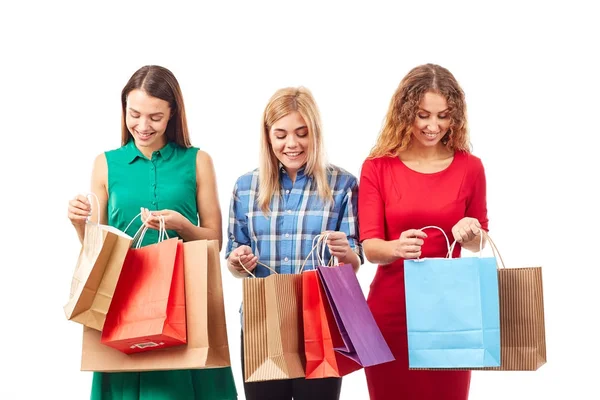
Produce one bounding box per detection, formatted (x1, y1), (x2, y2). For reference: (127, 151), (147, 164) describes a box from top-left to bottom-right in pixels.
(240, 333), (342, 400)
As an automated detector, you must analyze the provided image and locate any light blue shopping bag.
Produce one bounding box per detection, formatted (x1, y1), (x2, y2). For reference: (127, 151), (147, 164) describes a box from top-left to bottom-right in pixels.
(403, 228), (501, 369)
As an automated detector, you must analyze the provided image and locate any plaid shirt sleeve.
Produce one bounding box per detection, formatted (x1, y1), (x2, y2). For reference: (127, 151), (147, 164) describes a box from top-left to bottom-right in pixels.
(225, 178), (250, 259)
(337, 175), (364, 264)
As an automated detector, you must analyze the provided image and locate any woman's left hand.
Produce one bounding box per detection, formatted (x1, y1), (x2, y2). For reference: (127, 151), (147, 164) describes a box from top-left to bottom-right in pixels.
(323, 231), (352, 261)
(451, 217), (482, 244)
(141, 208), (188, 233)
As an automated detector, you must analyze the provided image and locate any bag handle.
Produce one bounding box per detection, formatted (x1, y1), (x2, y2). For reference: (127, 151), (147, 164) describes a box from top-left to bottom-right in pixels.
(416, 225), (507, 269)
(127, 214), (170, 249)
(85, 192), (101, 225)
(237, 255), (277, 278)
(299, 234), (336, 273)
(417, 225), (451, 259)
(474, 231), (507, 269)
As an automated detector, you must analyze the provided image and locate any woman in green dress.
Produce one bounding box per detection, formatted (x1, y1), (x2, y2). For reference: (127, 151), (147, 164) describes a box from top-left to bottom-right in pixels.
(67, 65), (237, 400)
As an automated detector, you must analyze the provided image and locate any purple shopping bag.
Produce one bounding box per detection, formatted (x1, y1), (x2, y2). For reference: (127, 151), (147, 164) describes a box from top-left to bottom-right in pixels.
(317, 264), (394, 367)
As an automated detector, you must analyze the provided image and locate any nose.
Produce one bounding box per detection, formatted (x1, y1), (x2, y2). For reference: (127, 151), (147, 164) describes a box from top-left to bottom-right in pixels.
(426, 119), (441, 133)
(138, 117), (151, 132)
(285, 134), (298, 148)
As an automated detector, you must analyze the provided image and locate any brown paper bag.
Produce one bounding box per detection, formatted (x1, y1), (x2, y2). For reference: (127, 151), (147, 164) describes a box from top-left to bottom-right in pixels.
(81, 239), (232, 371)
(64, 222), (132, 330)
(243, 273), (305, 382)
(486, 266), (546, 370)
(467, 238), (546, 371)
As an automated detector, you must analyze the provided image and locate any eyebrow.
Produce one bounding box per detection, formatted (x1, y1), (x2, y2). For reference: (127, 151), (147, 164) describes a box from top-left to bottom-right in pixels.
(274, 126), (308, 133)
(418, 108), (449, 114)
(128, 107), (164, 116)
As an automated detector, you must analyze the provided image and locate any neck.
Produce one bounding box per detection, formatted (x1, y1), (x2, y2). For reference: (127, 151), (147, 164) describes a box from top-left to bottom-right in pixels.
(405, 143), (449, 160)
(137, 138), (168, 159)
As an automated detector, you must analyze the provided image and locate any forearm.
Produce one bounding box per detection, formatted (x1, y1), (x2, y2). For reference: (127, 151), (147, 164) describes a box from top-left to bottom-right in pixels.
(363, 238), (399, 265)
(176, 220), (222, 249)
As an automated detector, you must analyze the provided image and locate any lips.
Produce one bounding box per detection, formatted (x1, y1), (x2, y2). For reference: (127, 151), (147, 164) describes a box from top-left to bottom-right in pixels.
(422, 131), (439, 140)
(136, 130), (155, 141)
(284, 151), (303, 159)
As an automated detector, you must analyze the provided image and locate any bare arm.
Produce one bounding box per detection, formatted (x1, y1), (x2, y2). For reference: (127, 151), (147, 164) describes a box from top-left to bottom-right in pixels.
(70, 154), (108, 244)
(362, 238), (399, 265)
(176, 150), (223, 248)
(362, 229), (427, 265)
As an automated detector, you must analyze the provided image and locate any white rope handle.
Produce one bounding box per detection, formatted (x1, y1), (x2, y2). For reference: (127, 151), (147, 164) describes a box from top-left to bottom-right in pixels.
(158, 216), (170, 241)
(130, 213), (170, 249)
(418, 225), (451, 259)
(86, 193), (101, 224)
(124, 212), (142, 235)
(319, 233), (338, 267)
(310, 235), (321, 268)
(448, 229), (485, 258)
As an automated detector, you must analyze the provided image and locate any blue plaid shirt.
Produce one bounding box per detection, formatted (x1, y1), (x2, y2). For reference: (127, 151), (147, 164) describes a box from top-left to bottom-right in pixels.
(226, 164), (362, 276)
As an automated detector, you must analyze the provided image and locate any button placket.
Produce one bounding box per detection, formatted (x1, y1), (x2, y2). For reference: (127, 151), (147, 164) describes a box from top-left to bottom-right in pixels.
(150, 159), (158, 208)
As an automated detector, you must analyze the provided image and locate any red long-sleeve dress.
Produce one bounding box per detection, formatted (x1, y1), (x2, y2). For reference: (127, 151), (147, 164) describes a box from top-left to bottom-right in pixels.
(358, 151), (489, 400)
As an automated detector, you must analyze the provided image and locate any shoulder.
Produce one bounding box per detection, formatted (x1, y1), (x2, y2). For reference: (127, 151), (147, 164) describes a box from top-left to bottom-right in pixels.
(194, 148), (212, 169)
(91, 152), (108, 185)
(360, 155), (394, 171)
(358, 156), (395, 181)
(233, 168), (260, 191)
(327, 164), (358, 191)
(103, 144), (129, 163)
(93, 152), (108, 172)
(458, 151), (485, 174)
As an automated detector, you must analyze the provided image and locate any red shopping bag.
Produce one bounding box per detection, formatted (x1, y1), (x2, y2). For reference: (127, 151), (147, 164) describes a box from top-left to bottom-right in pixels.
(303, 270), (361, 379)
(101, 237), (186, 354)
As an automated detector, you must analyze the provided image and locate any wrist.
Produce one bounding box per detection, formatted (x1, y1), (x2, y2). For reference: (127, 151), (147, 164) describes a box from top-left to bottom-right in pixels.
(174, 217), (192, 236)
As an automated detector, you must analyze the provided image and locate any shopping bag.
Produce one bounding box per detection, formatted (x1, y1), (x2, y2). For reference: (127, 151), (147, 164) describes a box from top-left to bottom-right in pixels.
(317, 264), (395, 368)
(242, 263), (305, 382)
(100, 223), (186, 354)
(82, 239), (231, 371)
(63, 194), (132, 331)
(471, 236), (546, 371)
(404, 227), (501, 368)
(302, 269), (362, 379)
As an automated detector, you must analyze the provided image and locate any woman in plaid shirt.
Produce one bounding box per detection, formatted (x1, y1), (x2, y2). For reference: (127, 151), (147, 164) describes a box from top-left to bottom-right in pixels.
(225, 87), (362, 400)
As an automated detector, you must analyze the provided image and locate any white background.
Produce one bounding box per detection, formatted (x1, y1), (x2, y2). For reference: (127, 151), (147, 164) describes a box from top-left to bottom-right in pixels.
(1, 1), (598, 399)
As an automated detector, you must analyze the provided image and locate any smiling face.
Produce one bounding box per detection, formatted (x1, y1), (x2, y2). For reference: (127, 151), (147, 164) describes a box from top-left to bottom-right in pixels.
(268, 111), (310, 181)
(411, 91), (451, 149)
(125, 89), (171, 152)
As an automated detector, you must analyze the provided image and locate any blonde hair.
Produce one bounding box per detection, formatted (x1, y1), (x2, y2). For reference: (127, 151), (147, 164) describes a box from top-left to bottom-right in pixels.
(258, 87), (331, 213)
(369, 63), (470, 158)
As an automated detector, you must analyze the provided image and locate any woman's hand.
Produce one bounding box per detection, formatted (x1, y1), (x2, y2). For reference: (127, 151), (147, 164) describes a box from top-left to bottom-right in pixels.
(451, 217), (481, 244)
(141, 208), (188, 233)
(228, 245), (258, 275)
(322, 231), (352, 261)
(67, 195), (91, 226)
(391, 229), (428, 259)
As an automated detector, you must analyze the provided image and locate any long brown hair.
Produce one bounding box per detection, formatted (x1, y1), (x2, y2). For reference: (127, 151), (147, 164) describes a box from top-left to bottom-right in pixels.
(120, 65), (191, 147)
(369, 63), (470, 158)
(258, 87), (331, 213)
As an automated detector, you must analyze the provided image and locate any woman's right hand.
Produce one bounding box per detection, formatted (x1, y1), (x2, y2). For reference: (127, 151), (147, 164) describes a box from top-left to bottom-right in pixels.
(68, 194), (91, 226)
(228, 245), (258, 275)
(391, 229), (428, 259)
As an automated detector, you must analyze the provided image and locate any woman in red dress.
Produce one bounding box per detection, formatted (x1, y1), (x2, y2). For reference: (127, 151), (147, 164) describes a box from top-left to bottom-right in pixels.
(358, 63), (490, 400)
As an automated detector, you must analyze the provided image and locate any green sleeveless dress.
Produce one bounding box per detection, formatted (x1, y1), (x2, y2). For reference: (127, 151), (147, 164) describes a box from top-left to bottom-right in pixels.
(90, 139), (237, 399)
